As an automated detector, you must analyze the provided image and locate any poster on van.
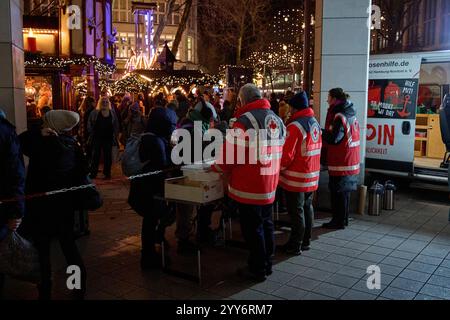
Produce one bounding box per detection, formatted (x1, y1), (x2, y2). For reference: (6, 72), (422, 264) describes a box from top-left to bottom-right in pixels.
(367, 57), (422, 170)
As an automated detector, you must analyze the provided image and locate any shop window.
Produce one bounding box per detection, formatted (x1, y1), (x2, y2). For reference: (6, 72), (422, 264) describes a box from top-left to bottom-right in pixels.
(25, 76), (53, 120)
(187, 36), (193, 62)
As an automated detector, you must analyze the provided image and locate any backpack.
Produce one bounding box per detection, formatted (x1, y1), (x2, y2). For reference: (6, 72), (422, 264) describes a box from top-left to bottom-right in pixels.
(121, 133), (154, 177)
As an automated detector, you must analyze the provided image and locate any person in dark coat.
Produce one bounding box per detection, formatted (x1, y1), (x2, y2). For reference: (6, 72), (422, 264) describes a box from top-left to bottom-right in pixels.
(128, 107), (176, 269)
(87, 97), (120, 179)
(0, 114), (25, 298)
(270, 93), (279, 116)
(19, 110), (88, 300)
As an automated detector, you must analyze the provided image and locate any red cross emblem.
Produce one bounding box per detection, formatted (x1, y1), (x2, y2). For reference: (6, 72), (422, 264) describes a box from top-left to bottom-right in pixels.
(265, 115), (280, 139)
(311, 123), (320, 143)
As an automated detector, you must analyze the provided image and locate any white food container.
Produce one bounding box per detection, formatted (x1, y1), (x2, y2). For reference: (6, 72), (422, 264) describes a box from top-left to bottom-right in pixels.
(165, 176), (224, 204)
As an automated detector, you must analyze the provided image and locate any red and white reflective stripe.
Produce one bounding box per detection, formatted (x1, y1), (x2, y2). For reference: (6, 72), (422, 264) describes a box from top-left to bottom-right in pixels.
(228, 186), (276, 201)
(243, 112), (260, 131)
(328, 164), (360, 172)
(335, 113), (359, 148)
(290, 122), (321, 157)
(283, 170), (320, 179)
(279, 176), (319, 188)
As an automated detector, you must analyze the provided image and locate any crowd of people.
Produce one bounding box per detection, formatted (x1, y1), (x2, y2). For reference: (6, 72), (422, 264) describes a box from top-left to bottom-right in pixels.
(0, 83), (361, 298)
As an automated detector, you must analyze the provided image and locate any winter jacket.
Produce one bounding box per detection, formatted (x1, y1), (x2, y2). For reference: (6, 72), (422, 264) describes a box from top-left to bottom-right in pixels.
(87, 109), (120, 145)
(19, 130), (89, 235)
(0, 118), (25, 240)
(280, 108), (322, 193)
(212, 99), (286, 205)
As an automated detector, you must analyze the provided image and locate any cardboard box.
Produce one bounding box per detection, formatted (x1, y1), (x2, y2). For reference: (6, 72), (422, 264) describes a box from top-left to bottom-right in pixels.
(165, 177), (224, 204)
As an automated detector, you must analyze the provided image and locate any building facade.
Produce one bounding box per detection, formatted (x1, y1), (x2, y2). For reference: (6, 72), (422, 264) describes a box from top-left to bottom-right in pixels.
(113, 0), (198, 71)
(371, 0), (450, 54)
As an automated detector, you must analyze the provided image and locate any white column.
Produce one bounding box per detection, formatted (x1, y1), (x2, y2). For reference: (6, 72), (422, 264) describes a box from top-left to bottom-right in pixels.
(314, 0), (372, 179)
(0, 0), (26, 132)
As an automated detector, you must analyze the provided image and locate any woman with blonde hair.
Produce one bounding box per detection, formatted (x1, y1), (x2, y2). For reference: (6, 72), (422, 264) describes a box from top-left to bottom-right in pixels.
(87, 97), (120, 179)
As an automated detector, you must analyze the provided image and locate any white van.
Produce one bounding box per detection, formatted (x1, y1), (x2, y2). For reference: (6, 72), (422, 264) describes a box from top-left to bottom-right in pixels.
(367, 51), (450, 185)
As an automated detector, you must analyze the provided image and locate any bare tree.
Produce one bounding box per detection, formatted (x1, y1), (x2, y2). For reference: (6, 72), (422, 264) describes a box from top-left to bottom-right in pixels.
(152, 0), (177, 50)
(373, 0), (423, 53)
(172, 0), (193, 57)
(199, 0), (270, 65)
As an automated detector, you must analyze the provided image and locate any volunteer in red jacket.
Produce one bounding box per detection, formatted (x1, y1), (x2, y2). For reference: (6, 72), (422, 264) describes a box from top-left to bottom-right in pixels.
(322, 88), (360, 229)
(279, 91), (322, 255)
(212, 84), (286, 282)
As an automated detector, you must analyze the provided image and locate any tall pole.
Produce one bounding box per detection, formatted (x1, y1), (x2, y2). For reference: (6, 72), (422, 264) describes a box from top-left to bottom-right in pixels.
(303, 0), (312, 95)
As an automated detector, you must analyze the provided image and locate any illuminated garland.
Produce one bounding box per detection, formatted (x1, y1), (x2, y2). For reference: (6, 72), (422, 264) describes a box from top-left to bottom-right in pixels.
(24, 53), (116, 77)
(111, 73), (222, 94)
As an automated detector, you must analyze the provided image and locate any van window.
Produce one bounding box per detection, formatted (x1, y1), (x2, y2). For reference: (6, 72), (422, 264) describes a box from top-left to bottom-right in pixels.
(417, 84), (441, 114)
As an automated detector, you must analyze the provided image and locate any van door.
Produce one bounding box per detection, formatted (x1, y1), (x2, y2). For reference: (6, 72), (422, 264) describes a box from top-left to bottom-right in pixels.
(366, 57), (422, 174)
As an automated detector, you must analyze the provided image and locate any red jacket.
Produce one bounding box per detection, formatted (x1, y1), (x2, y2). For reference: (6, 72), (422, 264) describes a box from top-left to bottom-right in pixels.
(212, 99), (286, 205)
(280, 108), (322, 193)
(324, 102), (361, 176)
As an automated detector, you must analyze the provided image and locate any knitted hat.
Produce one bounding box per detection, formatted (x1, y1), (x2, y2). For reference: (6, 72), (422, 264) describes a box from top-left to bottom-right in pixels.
(43, 110), (80, 133)
(289, 91), (309, 110)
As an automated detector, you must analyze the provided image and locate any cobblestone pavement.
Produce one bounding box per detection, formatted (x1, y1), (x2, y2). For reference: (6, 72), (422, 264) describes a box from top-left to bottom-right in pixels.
(3, 170), (450, 300)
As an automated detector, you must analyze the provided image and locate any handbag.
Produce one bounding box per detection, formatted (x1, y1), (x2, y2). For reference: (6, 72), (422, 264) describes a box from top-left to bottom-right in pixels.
(73, 175), (103, 211)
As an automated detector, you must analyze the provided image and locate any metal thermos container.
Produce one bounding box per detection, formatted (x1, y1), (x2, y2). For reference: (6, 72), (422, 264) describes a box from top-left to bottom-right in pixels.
(368, 182), (384, 216)
(383, 181), (396, 211)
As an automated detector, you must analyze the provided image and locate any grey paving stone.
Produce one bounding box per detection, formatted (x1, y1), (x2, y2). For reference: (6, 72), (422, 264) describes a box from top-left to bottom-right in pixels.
(413, 254), (444, 266)
(340, 289), (377, 300)
(334, 247), (363, 258)
(344, 242), (370, 251)
(440, 259), (450, 269)
(324, 274), (360, 288)
(414, 294), (443, 300)
(301, 249), (331, 260)
(272, 285), (308, 300)
(288, 256), (321, 268)
(390, 277), (425, 293)
(352, 237), (378, 245)
(315, 261), (344, 273)
(352, 280), (384, 295)
(376, 296), (391, 300)
(396, 240), (429, 254)
(422, 244), (450, 258)
(312, 242), (341, 253)
(433, 266), (450, 279)
(380, 287), (416, 300)
(406, 262), (438, 274)
(399, 269), (432, 283)
(312, 282), (347, 299)
(266, 270), (296, 284)
(302, 268), (334, 282)
(323, 253), (354, 266)
(409, 232), (435, 242)
(427, 274), (450, 289)
(431, 234), (450, 245)
(382, 256), (411, 268)
(357, 252), (386, 263)
(389, 250), (417, 260)
(389, 227), (415, 239)
(316, 237), (349, 247)
(336, 266), (367, 279)
(250, 280), (283, 294)
(378, 264), (405, 277)
(273, 262), (309, 275)
(289, 276), (322, 291)
(365, 246), (393, 256)
(347, 259), (374, 270)
(301, 292), (335, 300)
(420, 284), (450, 300)
(374, 236), (405, 249)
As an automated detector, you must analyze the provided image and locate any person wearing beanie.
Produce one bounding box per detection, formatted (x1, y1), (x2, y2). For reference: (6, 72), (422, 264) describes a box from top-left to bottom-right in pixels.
(18, 109), (91, 300)
(279, 91), (322, 255)
(321, 88), (360, 229)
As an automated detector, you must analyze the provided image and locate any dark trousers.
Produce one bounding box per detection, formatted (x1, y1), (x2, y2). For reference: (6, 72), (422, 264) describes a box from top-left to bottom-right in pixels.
(238, 203), (274, 275)
(0, 273), (4, 299)
(34, 216), (86, 300)
(330, 190), (351, 226)
(141, 199), (174, 259)
(90, 138), (112, 177)
(285, 191), (314, 247)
